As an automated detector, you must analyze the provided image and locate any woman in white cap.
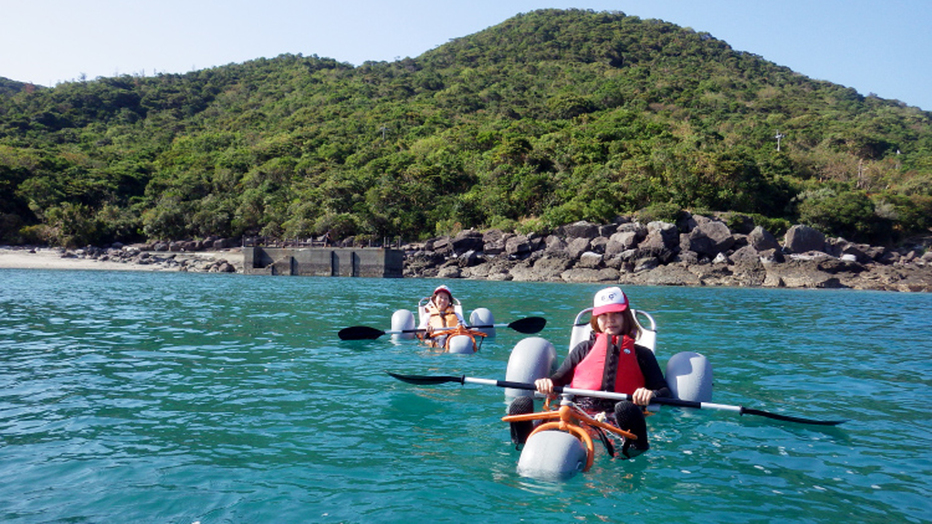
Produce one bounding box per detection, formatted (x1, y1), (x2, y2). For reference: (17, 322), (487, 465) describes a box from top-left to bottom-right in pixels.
(510, 286), (670, 459)
(417, 285), (466, 347)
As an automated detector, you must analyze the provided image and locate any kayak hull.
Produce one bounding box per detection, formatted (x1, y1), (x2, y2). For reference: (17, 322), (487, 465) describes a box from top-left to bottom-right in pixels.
(504, 308), (713, 481)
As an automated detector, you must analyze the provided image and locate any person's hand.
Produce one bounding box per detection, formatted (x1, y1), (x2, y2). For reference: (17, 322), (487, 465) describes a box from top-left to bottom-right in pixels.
(535, 378), (555, 395)
(631, 387), (655, 406)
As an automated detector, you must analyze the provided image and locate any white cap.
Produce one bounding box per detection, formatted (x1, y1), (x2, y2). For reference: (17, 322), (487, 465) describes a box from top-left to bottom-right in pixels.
(592, 286), (629, 316)
(433, 285), (453, 299)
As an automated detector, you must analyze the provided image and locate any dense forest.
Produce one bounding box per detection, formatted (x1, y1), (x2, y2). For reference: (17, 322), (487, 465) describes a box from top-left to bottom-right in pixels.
(1, 9), (930, 248)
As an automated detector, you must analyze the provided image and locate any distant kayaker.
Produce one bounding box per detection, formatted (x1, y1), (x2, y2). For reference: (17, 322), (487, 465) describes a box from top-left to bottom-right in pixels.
(418, 285), (466, 347)
(510, 286), (671, 459)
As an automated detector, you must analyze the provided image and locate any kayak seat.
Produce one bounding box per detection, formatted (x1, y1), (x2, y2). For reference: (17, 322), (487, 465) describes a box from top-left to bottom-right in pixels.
(568, 308), (657, 354)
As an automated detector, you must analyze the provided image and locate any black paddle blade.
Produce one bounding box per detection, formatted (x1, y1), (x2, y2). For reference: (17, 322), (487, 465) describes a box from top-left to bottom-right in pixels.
(386, 372), (465, 385)
(338, 326), (386, 340)
(509, 316), (546, 334)
(742, 408), (846, 426)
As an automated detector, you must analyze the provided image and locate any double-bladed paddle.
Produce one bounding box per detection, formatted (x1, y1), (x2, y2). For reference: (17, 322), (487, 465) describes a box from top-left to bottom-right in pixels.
(386, 372), (846, 426)
(338, 316), (547, 341)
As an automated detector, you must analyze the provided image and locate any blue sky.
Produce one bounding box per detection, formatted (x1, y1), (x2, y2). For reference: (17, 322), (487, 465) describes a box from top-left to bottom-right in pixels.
(2, 0), (930, 110)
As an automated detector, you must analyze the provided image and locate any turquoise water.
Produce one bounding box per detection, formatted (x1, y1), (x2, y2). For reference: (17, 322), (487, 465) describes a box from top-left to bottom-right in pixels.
(1, 270), (930, 523)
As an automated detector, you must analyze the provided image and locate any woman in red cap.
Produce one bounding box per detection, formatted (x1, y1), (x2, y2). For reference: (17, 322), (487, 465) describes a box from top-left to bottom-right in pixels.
(418, 285), (466, 347)
(510, 286), (670, 459)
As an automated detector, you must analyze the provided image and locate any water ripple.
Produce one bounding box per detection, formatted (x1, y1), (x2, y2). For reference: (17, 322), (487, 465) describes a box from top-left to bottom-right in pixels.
(1, 271), (930, 522)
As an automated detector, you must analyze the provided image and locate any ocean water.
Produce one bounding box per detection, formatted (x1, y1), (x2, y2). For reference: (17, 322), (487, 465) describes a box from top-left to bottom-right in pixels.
(0, 269), (930, 523)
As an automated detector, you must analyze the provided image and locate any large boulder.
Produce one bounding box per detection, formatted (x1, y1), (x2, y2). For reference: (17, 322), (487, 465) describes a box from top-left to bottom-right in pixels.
(617, 221), (648, 238)
(577, 251), (603, 268)
(558, 220), (601, 240)
(482, 229), (507, 255)
(452, 229), (484, 254)
(825, 237), (871, 264)
(638, 221), (680, 263)
(605, 230), (641, 256)
(544, 235), (568, 254)
(686, 216), (735, 257)
(527, 233), (547, 253)
(729, 244), (761, 265)
(425, 236), (453, 256)
(510, 254), (574, 282)
(456, 249), (485, 267)
(561, 267), (620, 282)
(784, 225), (826, 254)
(565, 237), (592, 259)
(505, 234), (532, 258)
(748, 226), (781, 252)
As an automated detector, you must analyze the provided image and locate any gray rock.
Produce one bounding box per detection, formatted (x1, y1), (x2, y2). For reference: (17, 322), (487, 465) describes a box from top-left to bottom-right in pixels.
(565, 237), (592, 259)
(577, 251), (603, 268)
(544, 235), (568, 254)
(729, 244), (761, 265)
(749, 226), (781, 252)
(784, 225), (826, 254)
(826, 237), (871, 264)
(686, 216), (735, 257)
(559, 221), (600, 239)
(638, 221), (679, 263)
(561, 267), (620, 282)
(437, 266), (462, 278)
(605, 230), (640, 256)
(590, 236), (608, 254)
(759, 248), (785, 264)
(452, 229), (484, 254)
(482, 229), (506, 254)
(395, 218), (932, 292)
(456, 249), (485, 267)
(633, 256), (660, 272)
(505, 234), (532, 257)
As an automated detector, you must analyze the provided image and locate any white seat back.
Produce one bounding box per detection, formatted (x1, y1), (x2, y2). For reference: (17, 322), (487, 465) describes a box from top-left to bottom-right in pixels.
(568, 308), (657, 354)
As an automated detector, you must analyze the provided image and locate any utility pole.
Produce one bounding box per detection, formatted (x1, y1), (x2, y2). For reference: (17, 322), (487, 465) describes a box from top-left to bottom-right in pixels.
(775, 132), (785, 152)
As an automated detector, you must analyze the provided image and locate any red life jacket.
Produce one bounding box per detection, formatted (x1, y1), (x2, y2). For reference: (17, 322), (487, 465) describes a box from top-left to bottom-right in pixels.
(570, 333), (644, 395)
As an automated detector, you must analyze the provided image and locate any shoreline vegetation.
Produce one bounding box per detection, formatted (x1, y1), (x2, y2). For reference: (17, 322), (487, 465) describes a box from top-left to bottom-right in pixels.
(3, 213), (931, 292)
(2, 10), (931, 263)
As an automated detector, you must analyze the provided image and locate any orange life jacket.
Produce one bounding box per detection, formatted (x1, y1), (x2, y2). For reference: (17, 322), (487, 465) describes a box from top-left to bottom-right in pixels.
(570, 333), (644, 395)
(424, 303), (460, 330)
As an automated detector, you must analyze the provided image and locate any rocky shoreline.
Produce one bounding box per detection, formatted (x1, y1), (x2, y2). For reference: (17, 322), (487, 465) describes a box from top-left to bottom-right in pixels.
(401, 214), (932, 292)
(4, 215), (931, 292)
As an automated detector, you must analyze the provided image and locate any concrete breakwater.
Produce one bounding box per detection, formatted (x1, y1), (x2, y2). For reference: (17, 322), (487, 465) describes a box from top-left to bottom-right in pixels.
(242, 246), (403, 277)
(403, 214), (932, 292)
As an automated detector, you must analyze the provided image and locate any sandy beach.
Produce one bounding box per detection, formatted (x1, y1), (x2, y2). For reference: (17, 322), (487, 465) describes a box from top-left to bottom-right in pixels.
(0, 246), (243, 273)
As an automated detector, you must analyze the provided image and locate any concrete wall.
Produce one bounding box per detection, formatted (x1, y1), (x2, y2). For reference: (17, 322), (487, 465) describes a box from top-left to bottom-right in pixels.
(243, 247), (403, 278)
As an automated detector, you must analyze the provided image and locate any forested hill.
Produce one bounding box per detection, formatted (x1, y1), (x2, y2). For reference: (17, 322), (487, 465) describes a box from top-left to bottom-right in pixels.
(1, 8), (930, 248)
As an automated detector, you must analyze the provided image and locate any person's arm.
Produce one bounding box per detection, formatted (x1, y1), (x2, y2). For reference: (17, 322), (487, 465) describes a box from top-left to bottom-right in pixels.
(536, 340), (591, 394)
(418, 306), (432, 330)
(635, 345), (671, 399)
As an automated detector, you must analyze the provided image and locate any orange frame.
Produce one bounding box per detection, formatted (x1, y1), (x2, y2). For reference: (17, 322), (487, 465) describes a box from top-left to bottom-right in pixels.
(502, 403), (637, 472)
